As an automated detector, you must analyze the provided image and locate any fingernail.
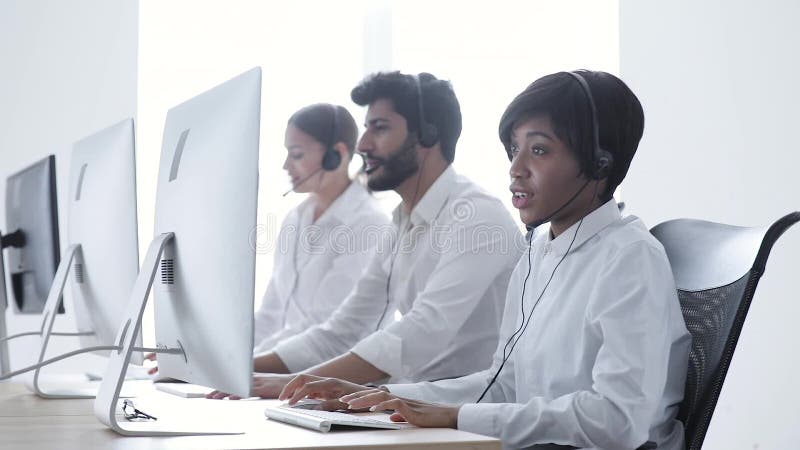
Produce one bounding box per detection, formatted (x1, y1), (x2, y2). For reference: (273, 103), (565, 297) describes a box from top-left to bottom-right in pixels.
(369, 406), (377, 412)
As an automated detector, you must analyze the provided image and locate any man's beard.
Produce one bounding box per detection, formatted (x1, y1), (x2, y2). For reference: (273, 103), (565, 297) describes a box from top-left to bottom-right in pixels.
(367, 136), (419, 191)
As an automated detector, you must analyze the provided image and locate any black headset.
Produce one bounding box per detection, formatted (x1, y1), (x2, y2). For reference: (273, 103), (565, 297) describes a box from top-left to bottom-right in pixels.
(413, 74), (439, 148)
(321, 104), (343, 171)
(476, 71), (611, 402)
(374, 74), (440, 331)
(280, 104), (346, 321)
(566, 71), (613, 181)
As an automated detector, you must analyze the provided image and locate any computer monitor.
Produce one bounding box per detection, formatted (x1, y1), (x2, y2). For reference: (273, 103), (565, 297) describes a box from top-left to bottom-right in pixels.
(19, 119), (144, 398)
(95, 67), (261, 436)
(68, 118), (142, 363)
(4, 155), (61, 314)
(151, 68), (260, 396)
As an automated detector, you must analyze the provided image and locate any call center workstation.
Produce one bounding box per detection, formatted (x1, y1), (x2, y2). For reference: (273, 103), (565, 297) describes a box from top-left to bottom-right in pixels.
(0, 68), (499, 449)
(2, 1), (799, 450)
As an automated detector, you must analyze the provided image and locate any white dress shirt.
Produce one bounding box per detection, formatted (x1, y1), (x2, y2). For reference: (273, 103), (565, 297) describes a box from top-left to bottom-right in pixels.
(387, 199), (691, 450)
(272, 166), (525, 382)
(253, 181), (389, 353)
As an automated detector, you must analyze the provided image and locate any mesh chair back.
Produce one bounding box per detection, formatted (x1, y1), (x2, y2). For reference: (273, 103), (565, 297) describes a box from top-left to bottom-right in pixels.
(651, 212), (799, 450)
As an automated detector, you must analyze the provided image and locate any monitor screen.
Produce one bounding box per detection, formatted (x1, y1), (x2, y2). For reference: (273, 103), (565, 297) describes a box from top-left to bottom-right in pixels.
(4, 155), (62, 314)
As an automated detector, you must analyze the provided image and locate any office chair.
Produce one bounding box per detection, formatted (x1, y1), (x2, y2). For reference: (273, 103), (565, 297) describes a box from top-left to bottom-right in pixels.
(650, 211), (800, 450)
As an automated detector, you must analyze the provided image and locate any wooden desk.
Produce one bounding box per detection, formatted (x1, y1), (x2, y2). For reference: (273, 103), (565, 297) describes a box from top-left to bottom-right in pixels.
(0, 381), (501, 450)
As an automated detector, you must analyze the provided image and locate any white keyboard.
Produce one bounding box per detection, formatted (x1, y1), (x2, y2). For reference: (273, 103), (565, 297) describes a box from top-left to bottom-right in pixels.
(153, 382), (213, 398)
(264, 405), (403, 433)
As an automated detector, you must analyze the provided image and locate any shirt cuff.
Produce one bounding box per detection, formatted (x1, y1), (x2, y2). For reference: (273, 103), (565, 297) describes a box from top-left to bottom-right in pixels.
(458, 403), (500, 438)
(272, 336), (318, 373)
(350, 330), (403, 378)
(383, 383), (426, 401)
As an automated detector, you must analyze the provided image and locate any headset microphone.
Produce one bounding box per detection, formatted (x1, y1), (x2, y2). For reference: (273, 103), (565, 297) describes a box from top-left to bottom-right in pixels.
(281, 166), (325, 197)
(524, 178), (591, 231)
(363, 137), (418, 175)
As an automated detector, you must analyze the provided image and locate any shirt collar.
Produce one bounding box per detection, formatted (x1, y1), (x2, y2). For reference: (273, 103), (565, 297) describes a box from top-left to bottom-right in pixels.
(543, 198), (622, 256)
(392, 165), (456, 226)
(302, 181), (370, 226)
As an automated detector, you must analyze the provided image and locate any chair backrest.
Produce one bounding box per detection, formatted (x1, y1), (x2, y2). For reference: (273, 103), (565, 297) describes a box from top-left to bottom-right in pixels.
(650, 212), (800, 450)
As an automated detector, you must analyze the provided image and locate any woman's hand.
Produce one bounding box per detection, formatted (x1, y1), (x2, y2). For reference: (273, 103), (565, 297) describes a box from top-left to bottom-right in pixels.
(278, 374), (370, 410)
(341, 389), (460, 428)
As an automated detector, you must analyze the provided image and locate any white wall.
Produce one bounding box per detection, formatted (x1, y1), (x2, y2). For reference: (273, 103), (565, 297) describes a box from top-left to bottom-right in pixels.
(136, 0), (375, 346)
(0, 0), (139, 375)
(390, 0), (619, 224)
(619, 1), (800, 448)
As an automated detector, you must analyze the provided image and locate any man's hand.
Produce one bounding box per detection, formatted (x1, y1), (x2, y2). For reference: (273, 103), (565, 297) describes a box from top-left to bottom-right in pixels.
(206, 373), (294, 400)
(341, 389), (460, 428)
(278, 374), (370, 410)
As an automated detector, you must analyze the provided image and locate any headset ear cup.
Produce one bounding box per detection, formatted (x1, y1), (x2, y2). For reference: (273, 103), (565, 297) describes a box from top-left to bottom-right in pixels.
(322, 146), (342, 171)
(593, 149), (613, 180)
(419, 123), (439, 148)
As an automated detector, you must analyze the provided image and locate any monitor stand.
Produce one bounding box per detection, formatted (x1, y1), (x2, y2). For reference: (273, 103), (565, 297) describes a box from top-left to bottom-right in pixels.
(15, 244), (132, 399)
(29, 244), (86, 397)
(94, 232), (244, 436)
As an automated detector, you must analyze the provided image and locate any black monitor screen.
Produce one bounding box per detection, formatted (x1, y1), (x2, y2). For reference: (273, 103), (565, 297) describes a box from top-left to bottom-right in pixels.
(4, 155), (62, 314)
